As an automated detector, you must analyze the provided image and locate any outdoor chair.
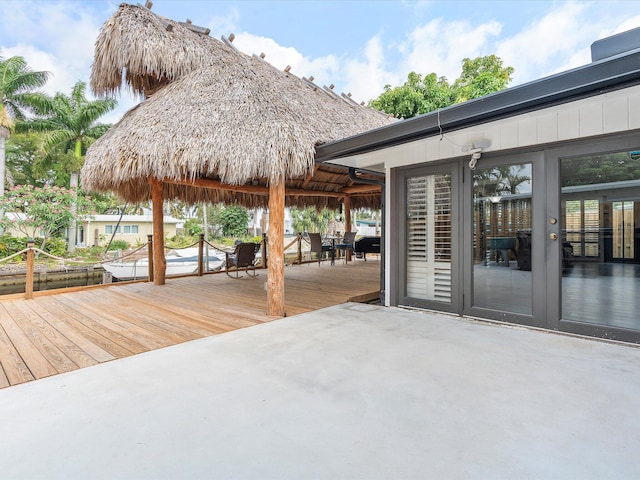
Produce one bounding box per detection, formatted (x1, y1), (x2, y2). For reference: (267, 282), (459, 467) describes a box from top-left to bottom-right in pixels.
(307, 233), (334, 265)
(334, 231), (357, 263)
(225, 242), (260, 278)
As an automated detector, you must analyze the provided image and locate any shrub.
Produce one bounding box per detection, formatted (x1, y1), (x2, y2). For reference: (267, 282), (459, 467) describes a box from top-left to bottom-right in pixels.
(43, 237), (67, 257)
(0, 235), (28, 257)
(107, 239), (130, 251)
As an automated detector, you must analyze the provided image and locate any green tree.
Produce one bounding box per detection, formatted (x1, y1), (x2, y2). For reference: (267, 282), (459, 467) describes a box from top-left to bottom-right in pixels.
(0, 184), (93, 251)
(220, 204), (249, 238)
(18, 80), (116, 252)
(0, 56), (50, 232)
(5, 132), (43, 186)
(369, 55), (514, 119)
(452, 55), (514, 103)
(290, 207), (334, 234)
(370, 72), (453, 119)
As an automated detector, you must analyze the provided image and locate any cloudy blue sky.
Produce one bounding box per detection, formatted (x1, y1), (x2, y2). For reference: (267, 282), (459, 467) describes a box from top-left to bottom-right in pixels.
(1, 0), (639, 123)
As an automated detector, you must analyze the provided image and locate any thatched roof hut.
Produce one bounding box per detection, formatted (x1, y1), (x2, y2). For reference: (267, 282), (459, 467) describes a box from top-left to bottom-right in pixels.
(83, 2), (395, 314)
(83, 3), (395, 210)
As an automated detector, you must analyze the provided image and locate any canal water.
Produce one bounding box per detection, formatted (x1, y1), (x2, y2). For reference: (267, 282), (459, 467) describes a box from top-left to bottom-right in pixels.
(0, 266), (107, 296)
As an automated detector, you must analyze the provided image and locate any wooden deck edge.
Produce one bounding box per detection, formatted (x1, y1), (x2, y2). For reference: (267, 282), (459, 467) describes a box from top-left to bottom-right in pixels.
(347, 291), (381, 304)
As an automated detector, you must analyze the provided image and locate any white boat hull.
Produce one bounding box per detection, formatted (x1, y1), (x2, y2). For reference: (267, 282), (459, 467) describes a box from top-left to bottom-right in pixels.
(103, 249), (225, 280)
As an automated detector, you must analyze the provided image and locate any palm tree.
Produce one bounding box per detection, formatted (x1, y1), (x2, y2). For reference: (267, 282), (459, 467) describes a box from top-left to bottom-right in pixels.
(19, 81), (117, 251)
(0, 56), (50, 232)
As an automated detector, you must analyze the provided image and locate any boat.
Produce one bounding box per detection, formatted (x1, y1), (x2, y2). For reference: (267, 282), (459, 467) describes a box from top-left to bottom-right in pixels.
(103, 247), (225, 280)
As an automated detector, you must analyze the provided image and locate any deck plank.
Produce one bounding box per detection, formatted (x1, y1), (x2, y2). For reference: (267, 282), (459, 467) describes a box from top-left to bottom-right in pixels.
(0, 260), (380, 389)
(36, 297), (133, 359)
(2, 301), (78, 374)
(0, 365), (9, 388)
(0, 303), (58, 379)
(0, 320), (35, 385)
(84, 289), (203, 344)
(23, 302), (110, 367)
(47, 296), (147, 355)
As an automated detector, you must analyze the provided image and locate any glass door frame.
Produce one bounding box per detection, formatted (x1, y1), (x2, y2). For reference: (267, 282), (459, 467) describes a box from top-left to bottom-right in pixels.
(395, 161), (461, 314)
(462, 151), (548, 329)
(545, 133), (640, 343)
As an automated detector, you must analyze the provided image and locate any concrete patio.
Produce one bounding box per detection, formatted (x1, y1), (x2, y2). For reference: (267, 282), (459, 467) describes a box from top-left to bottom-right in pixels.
(1, 303), (639, 479)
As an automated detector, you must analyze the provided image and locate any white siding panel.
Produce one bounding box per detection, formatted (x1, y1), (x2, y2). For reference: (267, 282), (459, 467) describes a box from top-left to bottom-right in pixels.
(481, 126), (502, 149)
(579, 101), (603, 137)
(518, 116), (537, 146)
(603, 95), (629, 133)
(437, 134), (455, 159)
(402, 141), (426, 165)
(500, 122), (518, 149)
(630, 93), (640, 129)
(537, 112), (558, 144)
(558, 107), (580, 140)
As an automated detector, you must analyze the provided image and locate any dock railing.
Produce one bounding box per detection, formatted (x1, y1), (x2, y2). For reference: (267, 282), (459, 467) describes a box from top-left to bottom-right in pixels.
(0, 233), (320, 299)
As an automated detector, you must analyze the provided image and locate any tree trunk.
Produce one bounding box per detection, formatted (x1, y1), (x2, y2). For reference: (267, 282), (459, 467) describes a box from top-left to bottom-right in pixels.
(0, 128), (8, 235)
(67, 172), (78, 253)
(344, 196), (352, 261)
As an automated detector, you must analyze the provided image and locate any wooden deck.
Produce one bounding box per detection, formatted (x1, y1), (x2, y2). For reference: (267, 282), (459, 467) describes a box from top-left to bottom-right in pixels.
(0, 259), (381, 389)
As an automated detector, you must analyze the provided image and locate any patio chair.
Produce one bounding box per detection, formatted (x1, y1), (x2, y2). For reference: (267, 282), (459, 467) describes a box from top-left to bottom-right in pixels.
(334, 231), (357, 263)
(225, 242), (260, 278)
(308, 233), (334, 265)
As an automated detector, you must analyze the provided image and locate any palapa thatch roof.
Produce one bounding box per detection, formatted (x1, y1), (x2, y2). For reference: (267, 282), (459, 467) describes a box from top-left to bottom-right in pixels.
(83, 3), (396, 210)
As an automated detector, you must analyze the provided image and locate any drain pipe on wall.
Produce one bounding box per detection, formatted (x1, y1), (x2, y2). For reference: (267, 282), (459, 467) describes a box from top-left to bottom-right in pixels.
(348, 167), (385, 305)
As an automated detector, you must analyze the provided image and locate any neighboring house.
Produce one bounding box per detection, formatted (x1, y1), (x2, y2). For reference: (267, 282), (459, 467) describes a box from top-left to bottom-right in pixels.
(249, 207), (294, 236)
(3, 212), (45, 239)
(317, 27), (640, 344)
(83, 213), (181, 247)
(3, 211), (182, 249)
(355, 219), (381, 237)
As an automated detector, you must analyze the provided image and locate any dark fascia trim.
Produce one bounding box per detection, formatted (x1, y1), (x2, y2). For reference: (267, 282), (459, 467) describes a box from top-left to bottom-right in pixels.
(315, 49), (640, 163)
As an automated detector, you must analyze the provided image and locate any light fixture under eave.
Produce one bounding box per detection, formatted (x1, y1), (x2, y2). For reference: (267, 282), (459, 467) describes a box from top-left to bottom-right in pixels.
(468, 148), (482, 170)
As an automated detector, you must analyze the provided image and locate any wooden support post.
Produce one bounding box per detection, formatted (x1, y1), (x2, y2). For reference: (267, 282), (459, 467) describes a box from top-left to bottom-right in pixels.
(344, 196), (352, 261)
(150, 178), (166, 285)
(297, 232), (302, 264)
(267, 181), (285, 317)
(147, 234), (154, 282)
(25, 239), (35, 299)
(198, 233), (204, 276)
(261, 233), (267, 268)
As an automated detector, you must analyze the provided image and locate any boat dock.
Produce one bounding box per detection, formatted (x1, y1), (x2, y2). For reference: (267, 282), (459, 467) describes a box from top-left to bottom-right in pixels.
(0, 259), (380, 389)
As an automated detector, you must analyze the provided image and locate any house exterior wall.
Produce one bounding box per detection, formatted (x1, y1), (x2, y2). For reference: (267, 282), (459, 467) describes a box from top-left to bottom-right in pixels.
(339, 84), (640, 173)
(83, 215), (180, 247)
(364, 86), (640, 343)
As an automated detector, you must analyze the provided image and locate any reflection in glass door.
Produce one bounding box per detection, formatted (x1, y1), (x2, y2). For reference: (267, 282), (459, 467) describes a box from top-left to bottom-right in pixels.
(472, 163), (533, 315)
(404, 173), (453, 306)
(613, 201), (635, 260)
(560, 151), (640, 332)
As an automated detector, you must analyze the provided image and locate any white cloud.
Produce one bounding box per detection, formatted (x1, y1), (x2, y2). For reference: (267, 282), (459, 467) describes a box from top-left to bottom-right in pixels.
(1, 1), (101, 94)
(400, 19), (503, 83)
(205, 8), (241, 39)
(342, 36), (399, 104)
(233, 32), (340, 87)
(0, 1), (131, 123)
(496, 2), (596, 84)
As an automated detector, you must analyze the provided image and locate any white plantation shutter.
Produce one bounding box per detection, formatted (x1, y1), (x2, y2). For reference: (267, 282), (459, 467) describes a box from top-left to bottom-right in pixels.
(406, 174), (452, 302)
